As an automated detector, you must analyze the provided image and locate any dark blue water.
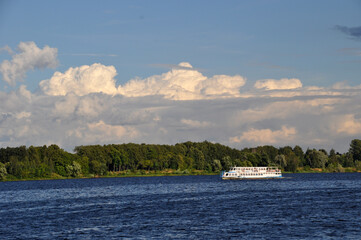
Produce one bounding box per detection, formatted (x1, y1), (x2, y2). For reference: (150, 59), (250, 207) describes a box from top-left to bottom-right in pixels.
(1, 173), (361, 239)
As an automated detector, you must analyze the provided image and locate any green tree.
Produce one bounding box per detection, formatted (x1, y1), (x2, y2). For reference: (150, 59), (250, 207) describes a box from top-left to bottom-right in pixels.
(275, 154), (287, 169)
(109, 147), (122, 171)
(259, 153), (270, 166)
(349, 139), (361, 162)
(176, 154), (186, 170)
(279, 146), (293, 156)
(138, 159), (153, 170)
(255, 146), (278, 164)
(341, 152), (354, 167)
(355, 161), (361, 171)
(34, 163), (52, 177)
(190, 147), (206, 170)
(0, 162), (7, 180)
(7, 156), (24, 178)
(77, 156), (89, 174)
(66, 161), (82, 177)
(285, 152), (299, 172)
(245, 152), (261, 166)
(293, 145), (305, 166)
(221, 156), (233, 170)
(328, 149), (338, 165)
(327, 162), (344, 172)
(306, 149), (328, 169)
(212, 159), (222, 172)
(90, 160), (107, 176)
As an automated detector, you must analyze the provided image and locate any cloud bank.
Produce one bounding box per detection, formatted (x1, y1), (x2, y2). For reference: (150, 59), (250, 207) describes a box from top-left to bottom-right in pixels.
(1, 43), (361, 153)
(0, 42), (58, 85)
(2, 81), (361, 152)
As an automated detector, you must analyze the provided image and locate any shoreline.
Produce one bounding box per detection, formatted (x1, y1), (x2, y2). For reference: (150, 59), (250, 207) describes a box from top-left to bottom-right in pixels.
(1, 168), (360, 182)
(1, 170), (219, 182)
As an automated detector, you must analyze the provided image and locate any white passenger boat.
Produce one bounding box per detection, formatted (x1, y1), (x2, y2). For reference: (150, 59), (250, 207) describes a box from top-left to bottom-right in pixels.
(222, 167), (282, 180)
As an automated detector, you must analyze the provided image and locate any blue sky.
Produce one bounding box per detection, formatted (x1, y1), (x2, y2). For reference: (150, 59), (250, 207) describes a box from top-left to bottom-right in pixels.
(1, 0), (361, 152)
(1, 0), (360, 90)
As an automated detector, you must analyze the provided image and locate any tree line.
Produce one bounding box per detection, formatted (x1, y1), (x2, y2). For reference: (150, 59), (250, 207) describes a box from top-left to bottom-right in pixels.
(1, 139), (361, 180)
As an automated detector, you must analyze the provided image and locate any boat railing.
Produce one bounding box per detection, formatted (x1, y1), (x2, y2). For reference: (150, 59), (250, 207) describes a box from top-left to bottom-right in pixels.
(227, 167), (282, 173)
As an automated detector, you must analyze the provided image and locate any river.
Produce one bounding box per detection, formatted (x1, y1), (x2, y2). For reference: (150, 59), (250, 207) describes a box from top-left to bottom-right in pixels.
(1, 173), (361, 239)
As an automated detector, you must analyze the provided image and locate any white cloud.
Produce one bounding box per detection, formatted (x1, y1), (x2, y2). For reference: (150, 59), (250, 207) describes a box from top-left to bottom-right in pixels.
(254, 78), (302, 90)
(332, 114), (361, 135)
(0, 42), (58, 85)
(18, 85), (32, 101)
(119, 62), (246, 100)
(77, 95), (105, 118)
(229, 126), (297, 145)
(15, 111), (31, 119)
(200, 75), (246, 96)
(88, 120), (128, 137)
(332, 81), (361, 90)
(40, 63), (118, 96)
(40, 62), (246, 100)
(231, 98), (343, 126)
(181, 119), (212, 128)
(66, 121), (139, 144)
(52, 94), (79, 118)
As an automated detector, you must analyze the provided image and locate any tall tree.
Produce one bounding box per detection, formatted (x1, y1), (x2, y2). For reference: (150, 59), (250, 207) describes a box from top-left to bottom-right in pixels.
(275, 154), (287, 169)
(0, 162), (7, 180)
(285, 152), (299, 172)
(349, 139), (361, 162)
(306, 149), (328, 169)
(293, 145), (305, 165)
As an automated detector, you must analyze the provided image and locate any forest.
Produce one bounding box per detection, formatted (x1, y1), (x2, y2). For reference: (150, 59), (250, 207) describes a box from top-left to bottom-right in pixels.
(1, 139), (361, 181)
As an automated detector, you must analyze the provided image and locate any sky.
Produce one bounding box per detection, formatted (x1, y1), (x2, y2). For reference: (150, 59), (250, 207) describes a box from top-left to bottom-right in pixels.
(0, 0), (361, 153)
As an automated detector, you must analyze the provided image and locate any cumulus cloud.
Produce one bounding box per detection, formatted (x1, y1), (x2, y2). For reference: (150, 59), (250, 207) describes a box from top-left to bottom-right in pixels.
(119, 62), (246, 100)
(254, 78), (302, 90)
(200, 75), (246, 96)
(229, 126), (297, 145)
(39, 62), (245, 100)
(40, 63), (118, 96)
(0, 42), (58, 85)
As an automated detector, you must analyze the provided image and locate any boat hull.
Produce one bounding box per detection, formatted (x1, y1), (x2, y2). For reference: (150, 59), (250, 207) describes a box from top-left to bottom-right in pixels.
(222, 176), (283, 180)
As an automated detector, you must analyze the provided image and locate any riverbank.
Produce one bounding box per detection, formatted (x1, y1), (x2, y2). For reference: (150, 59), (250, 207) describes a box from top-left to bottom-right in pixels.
(1, 167), (360, 182)
(1, 169), (219, 182)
